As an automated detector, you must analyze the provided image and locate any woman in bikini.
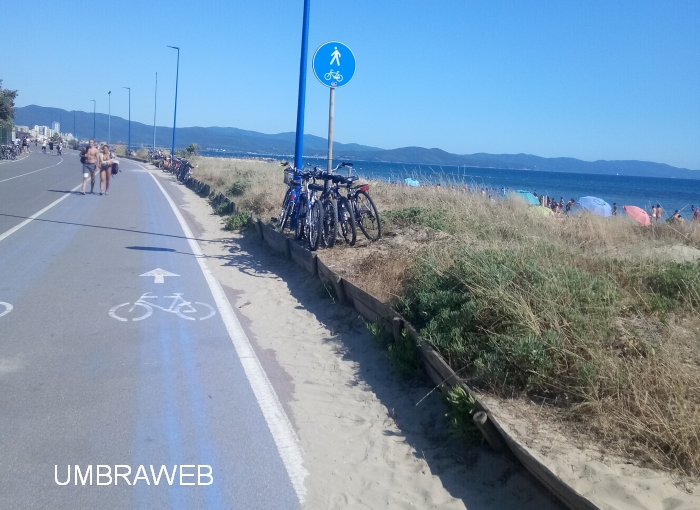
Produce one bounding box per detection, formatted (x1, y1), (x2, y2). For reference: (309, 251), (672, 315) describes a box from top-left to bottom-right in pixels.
(98, 145), (115, 195)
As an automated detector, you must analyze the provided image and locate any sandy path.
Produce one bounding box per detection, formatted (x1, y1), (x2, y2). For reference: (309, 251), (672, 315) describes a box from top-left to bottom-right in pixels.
(162, 171), (564, 509)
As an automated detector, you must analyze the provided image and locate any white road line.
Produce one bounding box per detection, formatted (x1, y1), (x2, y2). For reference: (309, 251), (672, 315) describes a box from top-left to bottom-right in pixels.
(146, 169), (308, 504)
(0, 157), (64, 183)
(0, 184), (81, 243)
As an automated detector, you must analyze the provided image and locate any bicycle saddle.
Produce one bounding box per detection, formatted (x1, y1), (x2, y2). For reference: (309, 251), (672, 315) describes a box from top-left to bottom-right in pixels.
(308, 183), (325, 192)
(333, 175), (358, 184)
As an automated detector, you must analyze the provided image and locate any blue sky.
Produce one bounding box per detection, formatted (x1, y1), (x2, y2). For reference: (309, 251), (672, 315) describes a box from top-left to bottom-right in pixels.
(6, 0), (700, 168)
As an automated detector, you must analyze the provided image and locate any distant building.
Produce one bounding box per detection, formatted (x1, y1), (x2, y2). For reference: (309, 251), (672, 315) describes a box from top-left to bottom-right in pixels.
(15, 125), (30, 133)
(52, 122), (60, 133)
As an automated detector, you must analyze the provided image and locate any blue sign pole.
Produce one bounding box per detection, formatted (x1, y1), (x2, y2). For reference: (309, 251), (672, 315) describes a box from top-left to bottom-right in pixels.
(293, 0), (311, 171)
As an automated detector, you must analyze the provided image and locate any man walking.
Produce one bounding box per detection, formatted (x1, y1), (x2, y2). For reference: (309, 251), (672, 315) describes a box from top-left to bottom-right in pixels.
(81, 139), (100, 195)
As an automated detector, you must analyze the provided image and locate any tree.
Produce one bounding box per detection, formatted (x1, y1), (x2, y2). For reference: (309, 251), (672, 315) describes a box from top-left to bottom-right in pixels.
(186, 143), (200, 156)
(50, 133), (63, 143)
(0, 79), (18, 125)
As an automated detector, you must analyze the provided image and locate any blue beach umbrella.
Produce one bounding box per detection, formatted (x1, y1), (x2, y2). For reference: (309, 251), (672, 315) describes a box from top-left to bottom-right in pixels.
(404, 178), (420, 187)
(514, 190), (540, 205)
(578, 196), (612, 217)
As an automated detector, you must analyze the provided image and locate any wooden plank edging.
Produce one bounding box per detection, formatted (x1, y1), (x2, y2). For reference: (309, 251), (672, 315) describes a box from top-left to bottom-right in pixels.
(260, 222), (291, 259)
(289, 240), (317, 277)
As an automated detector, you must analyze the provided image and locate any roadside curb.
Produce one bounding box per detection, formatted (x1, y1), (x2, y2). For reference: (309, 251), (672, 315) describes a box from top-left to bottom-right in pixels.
(252, 219), (600, 510)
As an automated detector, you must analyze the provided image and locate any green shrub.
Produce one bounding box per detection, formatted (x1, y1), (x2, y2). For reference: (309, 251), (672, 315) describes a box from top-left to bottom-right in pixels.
(367, 322), (424, 379)
(444, 386), (481, 441)
(215, 202), (229, 215)
(383, 207), (451, 232)
(399, 248), (621, 394)
(227, 180), (249, 197)
(647, 261), (700, 309)
(225, 210), (252, 231)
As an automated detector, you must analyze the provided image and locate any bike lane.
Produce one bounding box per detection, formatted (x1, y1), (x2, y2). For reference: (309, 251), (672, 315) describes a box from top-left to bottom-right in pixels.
(0, 159), (301, 509)
(0, 150), (81, 235)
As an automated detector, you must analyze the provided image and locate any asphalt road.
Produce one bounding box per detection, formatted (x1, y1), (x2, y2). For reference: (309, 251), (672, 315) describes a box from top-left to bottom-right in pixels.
(0, 151), (301, 509)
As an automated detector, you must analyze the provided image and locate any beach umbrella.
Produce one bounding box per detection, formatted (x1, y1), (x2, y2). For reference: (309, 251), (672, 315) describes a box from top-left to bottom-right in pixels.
(578, 196), (612, 217)
(404, 178), (420, 187)
(623, 205), (651, 226)
(515, 190), (540, 205)
(532, 206), (552, 216)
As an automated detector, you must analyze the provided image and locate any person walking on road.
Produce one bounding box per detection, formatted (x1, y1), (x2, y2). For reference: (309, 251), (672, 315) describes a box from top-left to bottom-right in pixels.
(49, 140), (54, 155)
(81, 139), (99, 195)
(98, 144), (115, 195)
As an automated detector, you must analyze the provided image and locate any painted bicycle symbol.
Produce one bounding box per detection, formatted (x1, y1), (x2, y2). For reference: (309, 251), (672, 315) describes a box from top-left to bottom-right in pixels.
(109, 293), (216, 322)
(0, 302), (13, 319)
(323, 70), (343, 82)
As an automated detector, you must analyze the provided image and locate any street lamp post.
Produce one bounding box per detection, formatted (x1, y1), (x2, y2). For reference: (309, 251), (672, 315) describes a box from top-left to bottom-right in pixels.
(73, 110), (76, 140)
(167, 46), (180, 159)
(108, 91), (112, 145)
(91, 100), (96, 139)
(123, 87), (131, 153)
(294, 0), (311, 171)
(153, 72), (158, 152)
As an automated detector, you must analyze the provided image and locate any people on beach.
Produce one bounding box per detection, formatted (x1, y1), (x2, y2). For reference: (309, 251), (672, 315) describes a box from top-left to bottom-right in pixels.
(693, 207), (700, 223)
(612, 203), (617, 216)
(651, 205), (657, 221)
(669, 210), (684, 224)
(565, 199), (575, 213)
(81, 139), (99, 195)
(98, 144), (115, 195)
(655, 204), (663, 222)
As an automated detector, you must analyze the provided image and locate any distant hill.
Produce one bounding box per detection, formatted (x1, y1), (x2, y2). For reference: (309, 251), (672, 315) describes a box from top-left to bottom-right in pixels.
(15, 105), (699, 179)
(14, 105), (382, 156)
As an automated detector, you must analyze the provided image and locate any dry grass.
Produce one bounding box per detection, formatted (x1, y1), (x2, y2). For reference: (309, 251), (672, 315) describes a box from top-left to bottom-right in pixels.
(192, 156), (700, 477)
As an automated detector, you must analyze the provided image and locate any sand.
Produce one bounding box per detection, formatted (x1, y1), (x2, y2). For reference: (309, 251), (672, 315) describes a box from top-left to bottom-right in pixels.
(152, 168), (564, 509)
(481, 397), (700, 510)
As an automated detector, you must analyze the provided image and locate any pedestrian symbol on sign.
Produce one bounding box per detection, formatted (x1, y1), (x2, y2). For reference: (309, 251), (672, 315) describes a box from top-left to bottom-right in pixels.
(330, 47), (341, 66)
(312, 41), (356, 88)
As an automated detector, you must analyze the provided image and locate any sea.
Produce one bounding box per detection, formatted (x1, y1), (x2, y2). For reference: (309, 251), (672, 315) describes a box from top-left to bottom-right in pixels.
(202, 150), (700, 221)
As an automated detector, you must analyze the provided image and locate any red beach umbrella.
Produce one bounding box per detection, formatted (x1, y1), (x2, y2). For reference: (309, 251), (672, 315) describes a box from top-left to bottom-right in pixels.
(624, 205), (651, 226)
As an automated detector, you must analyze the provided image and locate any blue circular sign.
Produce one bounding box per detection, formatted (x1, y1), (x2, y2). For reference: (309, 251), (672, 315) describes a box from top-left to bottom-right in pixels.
(312, 41), (356, 88)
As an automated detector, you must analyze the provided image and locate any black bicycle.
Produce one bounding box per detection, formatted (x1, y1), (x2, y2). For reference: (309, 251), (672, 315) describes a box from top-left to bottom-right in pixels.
(312, 165), (358, 247)
(338, 168), (381, 242)
(294, 169), (324, 251)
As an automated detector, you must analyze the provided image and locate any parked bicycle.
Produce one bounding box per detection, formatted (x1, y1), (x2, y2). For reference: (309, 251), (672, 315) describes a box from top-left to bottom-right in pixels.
(279, 164), (323, 251)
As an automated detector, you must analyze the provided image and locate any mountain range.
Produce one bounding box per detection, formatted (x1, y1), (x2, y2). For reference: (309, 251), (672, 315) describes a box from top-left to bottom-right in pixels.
(15, 105), (700, 179)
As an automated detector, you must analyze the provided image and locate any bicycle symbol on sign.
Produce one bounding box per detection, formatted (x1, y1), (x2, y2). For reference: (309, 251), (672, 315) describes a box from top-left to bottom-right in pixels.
(323, 70), (343, 82)
(109, 293), (216, 322)
(0, 302), (13, 319)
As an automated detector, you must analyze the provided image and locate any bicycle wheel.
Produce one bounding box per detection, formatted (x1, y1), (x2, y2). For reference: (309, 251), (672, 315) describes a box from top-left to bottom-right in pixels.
(308, 200), (324, 251)
(174, 301), (216, 321)
(295, 195), (308, 240)
(277, 188), (292, 232)
(355, 191), (382, 241)
(337, 196), (356, 246)
(321, 197), (338, 248)
(109, 302), (152, 322)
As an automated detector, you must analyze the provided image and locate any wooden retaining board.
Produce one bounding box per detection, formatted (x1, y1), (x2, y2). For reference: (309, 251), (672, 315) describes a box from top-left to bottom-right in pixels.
(260, 222), (290, 259)
(289, 240), (317, 277)
(316, 258), (346, 304)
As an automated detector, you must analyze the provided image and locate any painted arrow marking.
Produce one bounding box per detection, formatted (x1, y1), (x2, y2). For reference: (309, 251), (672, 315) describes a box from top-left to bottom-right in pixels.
(140, 268), (180, 284)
